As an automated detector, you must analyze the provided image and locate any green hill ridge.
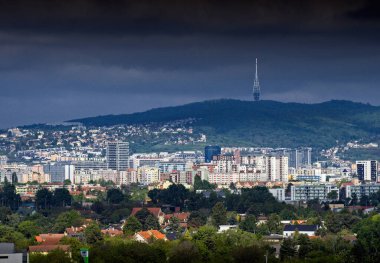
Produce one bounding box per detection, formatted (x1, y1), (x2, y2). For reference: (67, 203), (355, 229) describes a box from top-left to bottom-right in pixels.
(69, 99), (380, 149)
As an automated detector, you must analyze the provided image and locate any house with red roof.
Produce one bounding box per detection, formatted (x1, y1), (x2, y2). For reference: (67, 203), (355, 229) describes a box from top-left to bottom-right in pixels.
(133, 230), (167, 243)
(29, 233), (70, 256)
(164, 212), (190, 228)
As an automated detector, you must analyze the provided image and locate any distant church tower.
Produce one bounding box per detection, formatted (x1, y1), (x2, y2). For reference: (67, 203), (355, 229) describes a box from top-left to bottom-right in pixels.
(253, 58), (261, 101)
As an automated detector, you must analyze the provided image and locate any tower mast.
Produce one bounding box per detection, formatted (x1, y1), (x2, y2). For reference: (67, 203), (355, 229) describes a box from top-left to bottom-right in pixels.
(253, 58), (261, 101)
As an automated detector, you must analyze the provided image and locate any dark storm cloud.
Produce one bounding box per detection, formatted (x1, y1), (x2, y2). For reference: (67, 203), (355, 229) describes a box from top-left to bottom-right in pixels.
(0, 0), (380, 128)
(0, 0), (378, 36)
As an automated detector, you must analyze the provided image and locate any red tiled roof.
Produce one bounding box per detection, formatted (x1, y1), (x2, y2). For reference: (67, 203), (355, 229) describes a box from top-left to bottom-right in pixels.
(35, 234), (65, 245)
(136, 230), (167, 241)
(164, 212), (190, 222)
(29, 245), (70, 253)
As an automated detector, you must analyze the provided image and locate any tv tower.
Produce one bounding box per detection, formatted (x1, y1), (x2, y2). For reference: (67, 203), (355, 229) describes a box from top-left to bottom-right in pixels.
(253, 58), (260, 101)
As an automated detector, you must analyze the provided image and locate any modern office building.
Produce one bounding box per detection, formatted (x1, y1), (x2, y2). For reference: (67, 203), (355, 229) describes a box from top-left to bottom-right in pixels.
(204, 145), (221, 163)
(43, 163), (74, 183)
(157, 162), (186, 173)
(356, 160), (378, 182)
(290, 184), (338, 201)
(287, 147), (312, 168)
(106, 141), (129, 171)
(345, 183), (380, 200)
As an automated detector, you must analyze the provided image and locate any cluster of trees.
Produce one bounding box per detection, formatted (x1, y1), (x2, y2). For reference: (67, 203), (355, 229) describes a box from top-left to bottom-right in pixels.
(35, 188), (72, 209)
(193, 176), (216, 191)
(148, 184), (189, 207)
(28, 213), (380, 263)
(0, 181), (21, 210)
(2, 180), (380, 262)
(348, 191), (380, 207)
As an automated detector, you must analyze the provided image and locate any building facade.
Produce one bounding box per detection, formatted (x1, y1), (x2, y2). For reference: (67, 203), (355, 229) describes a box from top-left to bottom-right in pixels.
(106, 141), (129, 171)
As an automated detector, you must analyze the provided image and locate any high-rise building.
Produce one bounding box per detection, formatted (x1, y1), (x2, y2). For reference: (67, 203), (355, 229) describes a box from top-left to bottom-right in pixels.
(43, 163), (74, 183)
(204, 145), (221, 163)
(253, 58), (261, 101)
(266, 156), (288, 182)
(356, 160), (378, 182)
(287, 147), (312, 168)
(106, 141), (129, 171)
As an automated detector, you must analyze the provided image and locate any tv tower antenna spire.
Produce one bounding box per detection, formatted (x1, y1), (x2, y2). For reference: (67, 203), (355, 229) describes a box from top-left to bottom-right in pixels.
(253, 58), (261, 101)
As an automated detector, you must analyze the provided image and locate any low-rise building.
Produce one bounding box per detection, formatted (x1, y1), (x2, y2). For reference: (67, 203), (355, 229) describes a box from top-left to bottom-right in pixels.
(283, 225), (318, 237)
(134, 230), (167, 243)
(0, 243), (27, 263)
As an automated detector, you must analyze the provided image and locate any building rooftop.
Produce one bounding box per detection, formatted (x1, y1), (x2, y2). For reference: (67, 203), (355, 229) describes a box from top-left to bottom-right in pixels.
(283, 225), (318, 232)
(0, 243), (15, 254)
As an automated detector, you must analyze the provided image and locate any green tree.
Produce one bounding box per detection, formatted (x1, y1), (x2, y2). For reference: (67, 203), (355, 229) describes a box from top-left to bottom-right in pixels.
(52, 188), (72, 207)
(0, 225), (28, 250)
(188, 211), (207, 228)
(52, 210), (84, 233)
(193, 176), (215, 191)
(107, 188), (124, 204)
(211, 202), (227, 227)
(351, 193), (358, 206)
(110, 208), (131, 223)
(239, 215), (257, 233)
(63, 179), (71, 185)
(327, 190), (338, 200)
(30, 248), (72, 263)
(135, 207), (152, 225)
(91, 200), (105, 214)
(0, 181), (21, 210)
(18, 220), (41, 238)
(123, 216), (142, 235)
(193, 176), (203, 191)
(325, 211), (360, 233)
(5, 213), (21, 227)
(353, 214), (380, 263)
(297, 234), (312, 259)
(192, 225), (218, 260)
(168, 216), (180, 232)
(144, 214), (160, 230)
(280, 238), (297, 261)
(59, 236), (85, 263)
(232, 245), (267, 263)
(0, 207), (12, 223)
(267, 214), (281, 234)
(169, 241), (201, 263)
(148, 188), (160, 204)
(84, 223), (103, 244)
(35, 188), (53, 210)
(11, 172), (18, 184)
(157, 184), (189, 207)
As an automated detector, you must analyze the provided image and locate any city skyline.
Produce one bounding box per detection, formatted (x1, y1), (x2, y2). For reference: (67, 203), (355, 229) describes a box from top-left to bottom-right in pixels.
(0, 0), (380, 128)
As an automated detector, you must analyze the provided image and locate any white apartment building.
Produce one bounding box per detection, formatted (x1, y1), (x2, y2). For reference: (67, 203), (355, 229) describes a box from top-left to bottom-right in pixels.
(138, 167), (160, 185)
(266, 156), (288, 182)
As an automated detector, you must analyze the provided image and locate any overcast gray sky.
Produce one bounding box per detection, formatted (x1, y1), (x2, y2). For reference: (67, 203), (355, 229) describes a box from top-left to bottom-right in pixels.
(0, 0), (380, 128)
